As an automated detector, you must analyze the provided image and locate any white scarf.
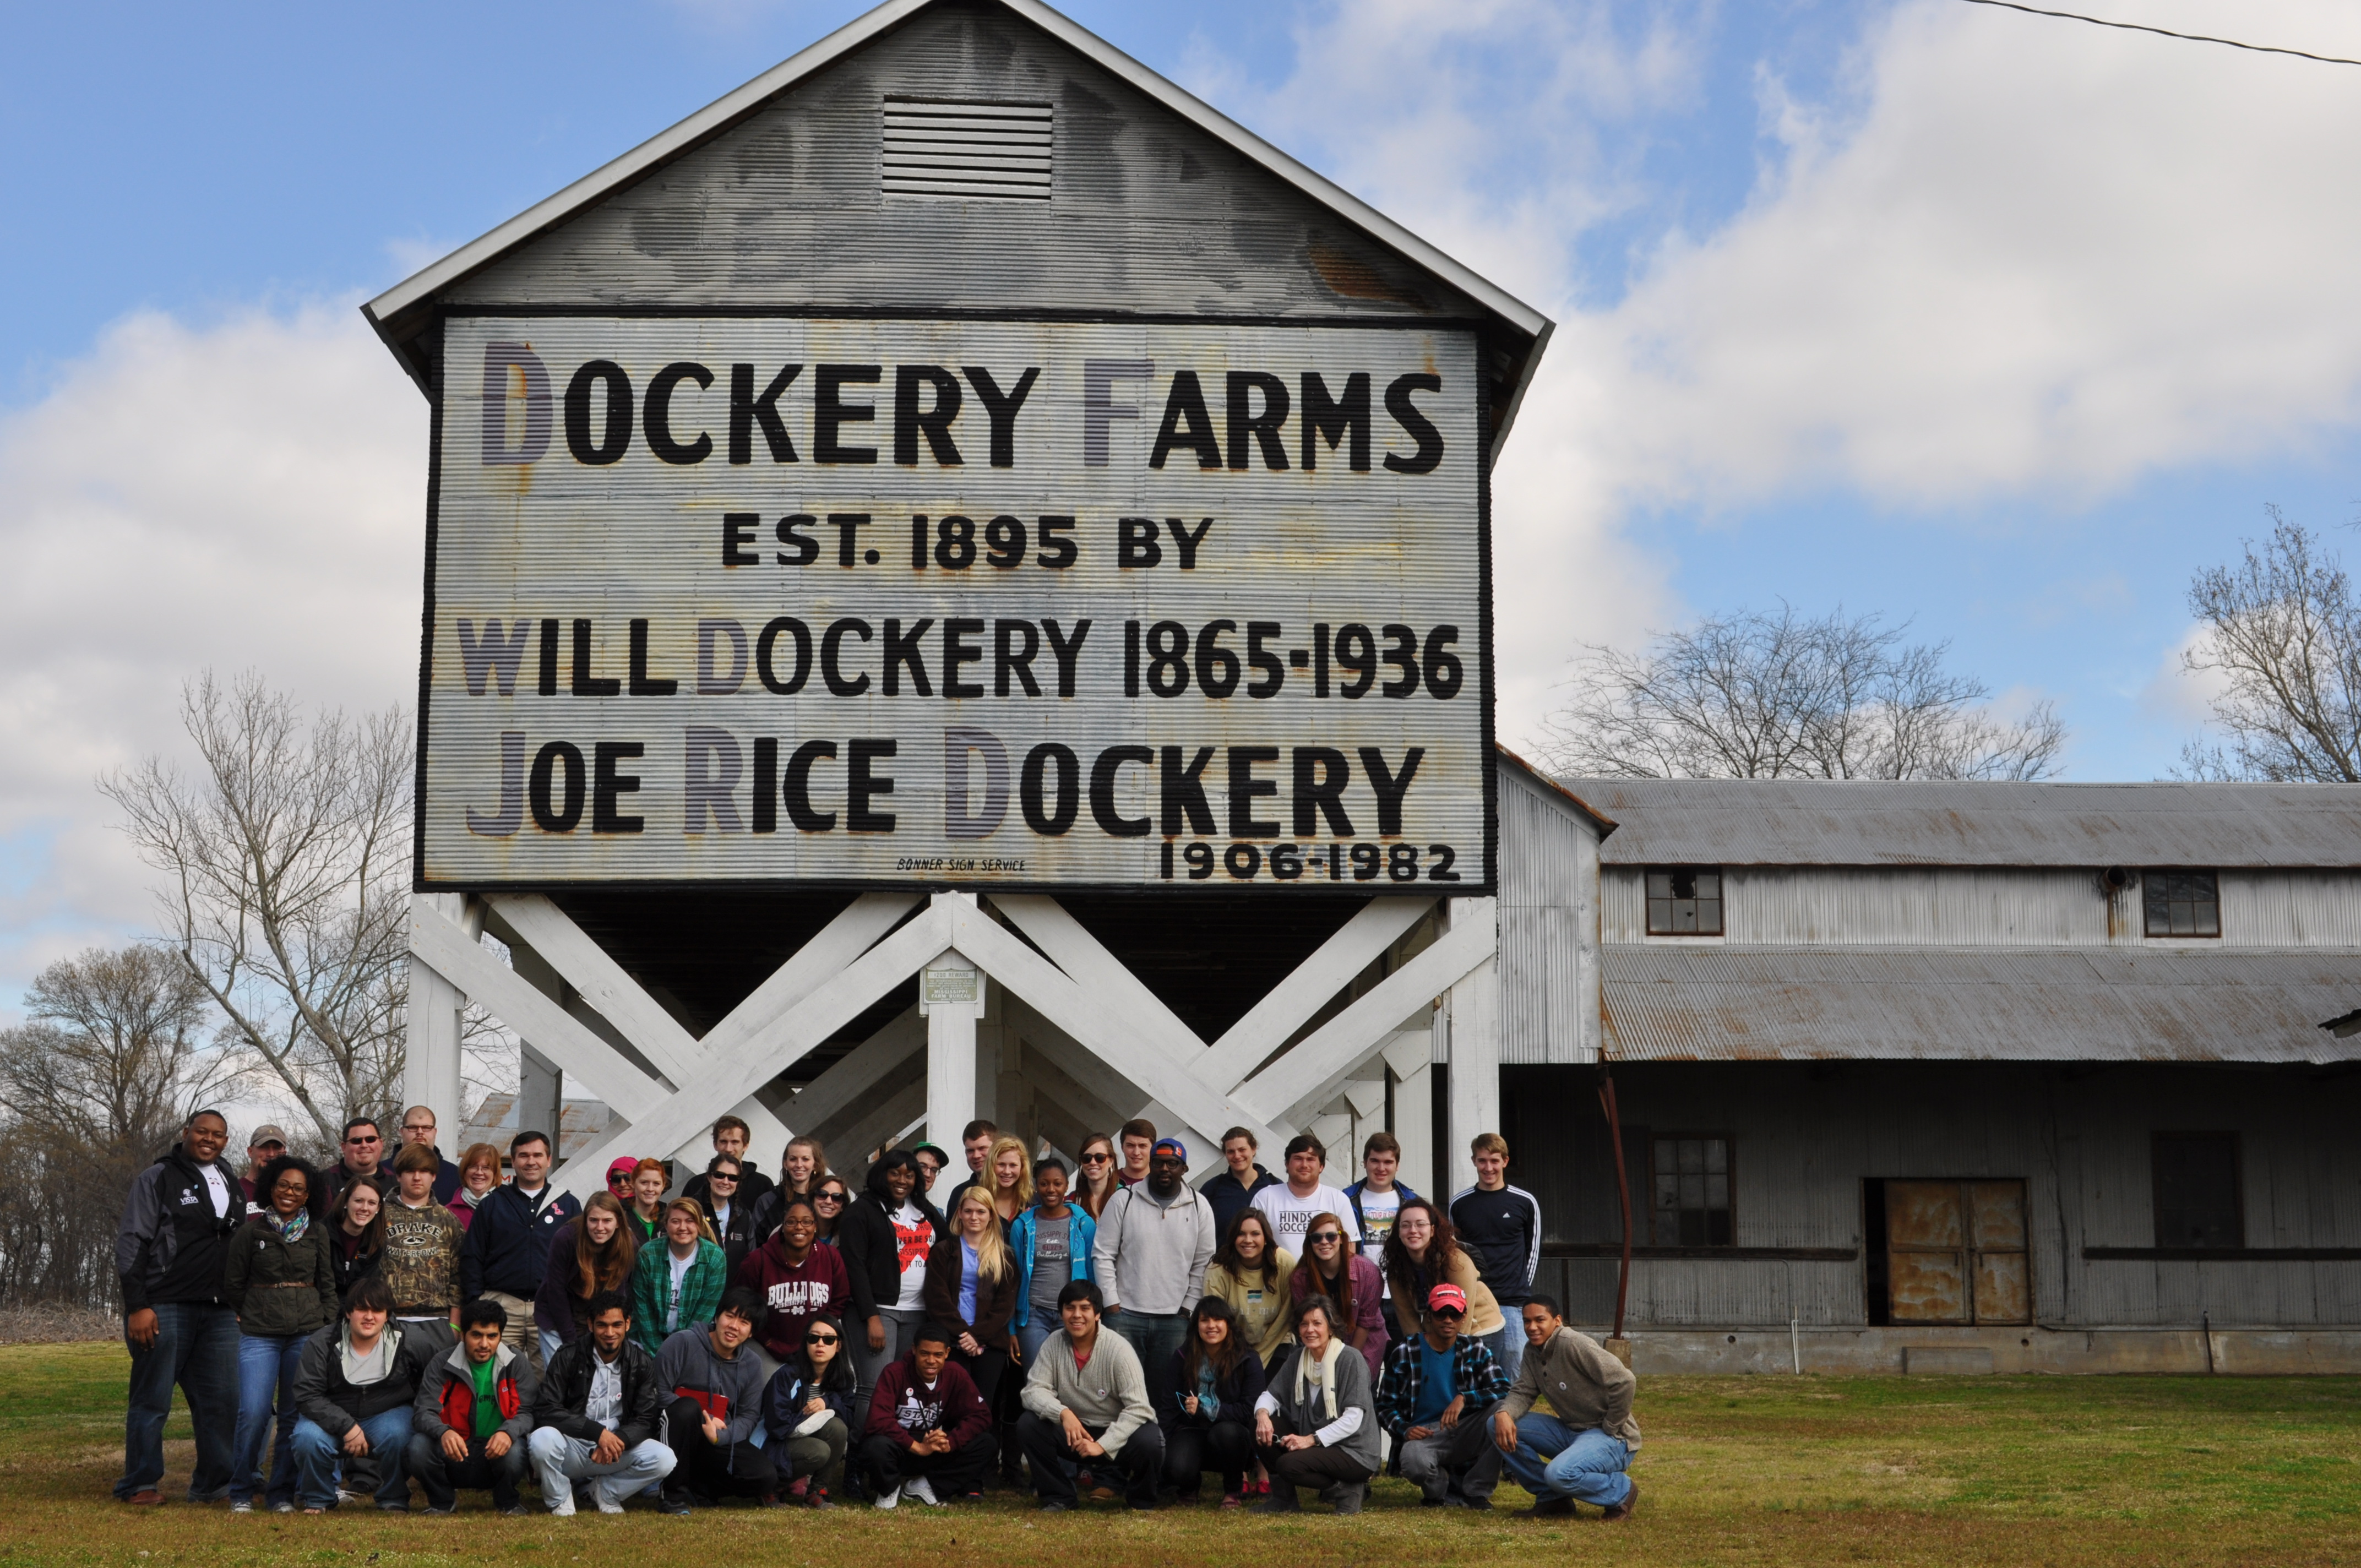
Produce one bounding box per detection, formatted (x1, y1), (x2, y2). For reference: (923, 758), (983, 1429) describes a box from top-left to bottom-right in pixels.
(1292, 1335), (1345, 1425)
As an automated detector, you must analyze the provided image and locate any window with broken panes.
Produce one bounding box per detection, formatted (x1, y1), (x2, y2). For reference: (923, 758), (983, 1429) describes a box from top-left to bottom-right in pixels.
(2142, 870), (2221, 937)
(1645, 867), (1723, 935)
(1651, 1135), (1733, 1246)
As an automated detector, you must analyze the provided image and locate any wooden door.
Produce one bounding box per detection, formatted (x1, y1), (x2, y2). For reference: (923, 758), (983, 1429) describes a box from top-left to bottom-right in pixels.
(1885, 1179), (2030, 1325)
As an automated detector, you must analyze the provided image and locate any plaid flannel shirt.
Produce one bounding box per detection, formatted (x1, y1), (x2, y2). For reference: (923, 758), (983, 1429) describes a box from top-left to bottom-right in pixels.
(1375, 1333), (1512, 1438)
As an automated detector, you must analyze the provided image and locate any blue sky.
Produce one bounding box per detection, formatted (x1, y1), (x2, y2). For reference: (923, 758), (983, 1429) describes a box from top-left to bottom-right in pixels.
(6, 0), (2361, 1008)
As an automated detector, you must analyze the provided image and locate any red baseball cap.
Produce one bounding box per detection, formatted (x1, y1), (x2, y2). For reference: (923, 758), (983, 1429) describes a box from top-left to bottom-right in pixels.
(1427, 1283), (1470, 1315)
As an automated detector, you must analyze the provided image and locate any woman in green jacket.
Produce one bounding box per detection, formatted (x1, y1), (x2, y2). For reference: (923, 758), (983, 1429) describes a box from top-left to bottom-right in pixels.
(628, 1197), (728, 1355)
(223, 1156), (336, 1512)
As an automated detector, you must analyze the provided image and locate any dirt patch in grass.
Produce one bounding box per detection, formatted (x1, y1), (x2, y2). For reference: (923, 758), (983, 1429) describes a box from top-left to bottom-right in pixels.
(4, 1344), (2356, 1566)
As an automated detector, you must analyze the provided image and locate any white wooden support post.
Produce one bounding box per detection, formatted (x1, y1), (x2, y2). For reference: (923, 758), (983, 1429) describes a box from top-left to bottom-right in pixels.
(1442, 898), (1500, 1196)
(404, 892), (471, 1138)
(920, 943), (985, 1211)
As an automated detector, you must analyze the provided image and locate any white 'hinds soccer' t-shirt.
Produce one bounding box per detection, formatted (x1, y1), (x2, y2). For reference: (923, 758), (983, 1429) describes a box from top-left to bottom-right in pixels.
(891, 1201), (933, 1312)
(1251, 1183), (1355, 1253)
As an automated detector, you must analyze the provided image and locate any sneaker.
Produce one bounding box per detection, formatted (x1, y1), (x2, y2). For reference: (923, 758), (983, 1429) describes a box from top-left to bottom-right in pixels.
(787, 1477), (810, 1499)
(499, 1505), (530, 1517)
(1036, 1498), (1074, 1513)
(1086, 1483), (1117, 1502)
(1323, 1481), (1364, 1516)
(1249, 1492), (1301, 1514)
(1601, 1478), (1639, 1522)
(805, 1487), (834, 1511)
(270, 1502), (295, 1515)
(904, 1476), (942, 1507)
(336, 1489), (367, 1508)
(872, 1484), (902, 1511)
(1523, 1496), (1574, 1518)
(1464, 1495), (1494, 1511)
(229, 1499), (253, 1515)
(425, 1504), (457, 1516)
(594, 1491), (627, 1516)
(655, 1491), (692, 1517)
(124, 1490), (162, 1508)
(547, 1493), (578, 1518)
(377, 1502), (410, 1513)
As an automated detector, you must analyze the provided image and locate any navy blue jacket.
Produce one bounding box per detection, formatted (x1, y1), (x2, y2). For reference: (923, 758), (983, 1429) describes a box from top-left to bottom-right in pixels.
(458, 1181), (580, 1299)
(1201, 1164), (1280, 1237)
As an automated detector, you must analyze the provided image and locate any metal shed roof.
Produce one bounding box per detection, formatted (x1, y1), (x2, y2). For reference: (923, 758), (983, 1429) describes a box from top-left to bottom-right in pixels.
(1602, 943), (2361, 1064)
(1563, 778), (2361, 869)
(361, 0), (1552, 447)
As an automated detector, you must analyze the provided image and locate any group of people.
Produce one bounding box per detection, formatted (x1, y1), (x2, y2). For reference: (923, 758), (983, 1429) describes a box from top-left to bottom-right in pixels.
(113, 1106), (1639, 1521)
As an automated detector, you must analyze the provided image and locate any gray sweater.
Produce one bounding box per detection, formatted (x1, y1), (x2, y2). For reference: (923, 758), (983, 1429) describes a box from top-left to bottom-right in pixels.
(1020, 1326), (1155, 1452)
(1500, 1326), (1641, 1449)
(1091, 1182), (1216, 1316)
(1256, 1342), (1381, 1473)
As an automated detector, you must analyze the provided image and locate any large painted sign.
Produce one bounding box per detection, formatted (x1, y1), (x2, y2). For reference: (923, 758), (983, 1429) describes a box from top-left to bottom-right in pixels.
(419, 314), (1493, 891)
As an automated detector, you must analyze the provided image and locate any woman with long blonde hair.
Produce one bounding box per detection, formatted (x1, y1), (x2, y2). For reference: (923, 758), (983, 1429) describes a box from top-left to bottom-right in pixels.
(983, 1135), (1032, 1223)
(922, 1185), (1018, 1407)
(1073, 1134), (1121, 1219)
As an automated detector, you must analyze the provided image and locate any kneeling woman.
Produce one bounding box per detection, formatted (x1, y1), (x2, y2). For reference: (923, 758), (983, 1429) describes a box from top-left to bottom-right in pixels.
(1160, 1297), (1266, 1507)
(761, 1312), (858, 1507)
(1250, 1298), (1379, 1514)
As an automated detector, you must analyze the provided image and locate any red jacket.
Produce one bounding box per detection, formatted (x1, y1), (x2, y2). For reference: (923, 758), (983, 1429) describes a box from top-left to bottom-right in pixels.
(863, 1354), (989, 1451)
(732, 1235), (851, 1360)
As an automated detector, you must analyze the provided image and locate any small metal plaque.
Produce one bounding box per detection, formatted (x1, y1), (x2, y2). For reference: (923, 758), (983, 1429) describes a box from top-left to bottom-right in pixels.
(921, 967), (981, 1005)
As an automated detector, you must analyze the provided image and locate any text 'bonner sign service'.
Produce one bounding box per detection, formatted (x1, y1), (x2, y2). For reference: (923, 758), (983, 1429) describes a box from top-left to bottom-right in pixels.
(422, 315), (1492, 892)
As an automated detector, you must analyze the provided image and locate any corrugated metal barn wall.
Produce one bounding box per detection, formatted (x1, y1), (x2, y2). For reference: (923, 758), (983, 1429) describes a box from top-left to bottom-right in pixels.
(1505, 1062), (2361, 1331)
(1497, 764), (1602, 1065)
(444, 6), (1484, 325)
(1602, 866), (2361, 948)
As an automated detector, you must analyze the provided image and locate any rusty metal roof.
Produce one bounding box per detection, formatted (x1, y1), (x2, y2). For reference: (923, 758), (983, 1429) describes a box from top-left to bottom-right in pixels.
(1602, 944), (2361, 1063)
(1562, 778), (2361, 868)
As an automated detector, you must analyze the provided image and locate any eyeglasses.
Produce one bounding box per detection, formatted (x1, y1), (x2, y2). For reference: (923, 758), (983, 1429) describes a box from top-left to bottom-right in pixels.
(805, 1332), (840, 1346)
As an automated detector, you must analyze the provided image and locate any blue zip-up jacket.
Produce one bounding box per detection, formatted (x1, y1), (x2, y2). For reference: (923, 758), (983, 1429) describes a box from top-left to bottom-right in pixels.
(1342, 1178), (1422, 1257)
(458, 1180), (580, 1299)
(1008, 1202), (1097, 1331)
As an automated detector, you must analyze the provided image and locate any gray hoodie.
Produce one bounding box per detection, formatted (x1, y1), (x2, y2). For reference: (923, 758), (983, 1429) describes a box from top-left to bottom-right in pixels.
(1091, 1182), (1216, 1316)
(1020, 1325), (1155, 1452)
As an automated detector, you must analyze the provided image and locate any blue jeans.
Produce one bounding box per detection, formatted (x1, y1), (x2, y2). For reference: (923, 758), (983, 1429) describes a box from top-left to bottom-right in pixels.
(232, 1332), (307, 1505)
(117, 1302), (239, 1500)
(1478, 1323), (1525, 1385)
(291, 1408), (414, 1510)
(1014, 1318), (1057, 1369)
(1498, 1413), (1630, 1507)
(1106, 1308), (1188, 1409)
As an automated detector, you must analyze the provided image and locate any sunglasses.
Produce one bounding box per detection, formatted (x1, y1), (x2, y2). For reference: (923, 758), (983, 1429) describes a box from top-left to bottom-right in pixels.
(1430, 1307), (1466, 1319)
(1081, 1152), (1112, 1163)
(347, 1135), (382, 1145)
(710, 1172), (739, 1182)
(1309, 1232), (1343, 1245)
(815, 1192), (846, 1203)
(805, 1332), (840, 1346)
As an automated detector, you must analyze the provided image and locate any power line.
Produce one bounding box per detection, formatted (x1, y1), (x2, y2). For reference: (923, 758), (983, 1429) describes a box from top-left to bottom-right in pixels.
(1957, 0), (2361, 67)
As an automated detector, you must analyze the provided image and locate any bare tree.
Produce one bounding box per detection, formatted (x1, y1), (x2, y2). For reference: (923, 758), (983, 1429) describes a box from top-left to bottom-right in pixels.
(0, 945), (240, 1305)
(102, 671), (413, 1148)
(0, 945), (235, 1155)
(2179, 509), (2361, 782)
(1536, 604), (2067, 781)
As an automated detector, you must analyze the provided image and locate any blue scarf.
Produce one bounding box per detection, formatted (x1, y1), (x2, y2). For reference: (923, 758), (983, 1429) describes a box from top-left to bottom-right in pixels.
(267, 1208), (312, 1244)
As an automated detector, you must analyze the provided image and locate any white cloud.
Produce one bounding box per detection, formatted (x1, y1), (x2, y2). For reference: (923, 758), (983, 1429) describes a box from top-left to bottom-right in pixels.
(0, 303), (423, 1017)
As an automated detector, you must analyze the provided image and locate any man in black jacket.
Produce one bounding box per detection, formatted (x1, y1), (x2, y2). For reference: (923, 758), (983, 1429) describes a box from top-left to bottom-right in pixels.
(681, 1114), (775, 1214)
(458, 1131), (578, 1374)
(527, 1291), (677, 1515)
(290, 1276), (433, 1512)
(115, 1109), (243, 1506)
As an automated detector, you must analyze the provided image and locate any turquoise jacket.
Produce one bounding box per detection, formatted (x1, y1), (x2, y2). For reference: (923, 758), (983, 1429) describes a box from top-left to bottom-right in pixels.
(1008, 1204), (1097, 1330)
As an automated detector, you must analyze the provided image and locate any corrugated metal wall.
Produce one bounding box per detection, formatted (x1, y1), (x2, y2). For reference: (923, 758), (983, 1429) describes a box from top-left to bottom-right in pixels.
(1513, 1062), (2361, 1330)
(1602, 865), (2361, 949)
(1497, 765), (1600, 1065)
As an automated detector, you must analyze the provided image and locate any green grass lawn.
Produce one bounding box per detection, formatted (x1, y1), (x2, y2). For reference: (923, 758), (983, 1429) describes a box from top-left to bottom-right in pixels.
(3, 1341), (2357, 1565)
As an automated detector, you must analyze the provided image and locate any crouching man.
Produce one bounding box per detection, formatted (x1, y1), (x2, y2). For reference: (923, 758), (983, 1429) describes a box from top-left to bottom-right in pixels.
(527, 1289), (676, 1515)
(1378, 1283), (1510, 1509)
(289, 1276), (432, 1513)
(862, 1320), (997, 1508)
(1489, 1295), (1642, 1520)
(655, 1287), (774, 1513)
(407, 1299), (536, 1514)
(1015, 1280), (1161, 1512)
